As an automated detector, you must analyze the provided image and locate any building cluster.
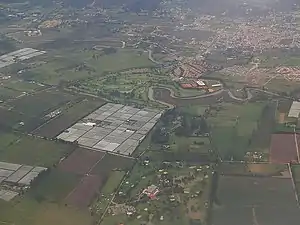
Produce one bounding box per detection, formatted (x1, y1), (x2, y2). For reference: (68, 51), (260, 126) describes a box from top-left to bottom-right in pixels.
(173, 58), (221, 79)
(214, 21), (300, 52)
(276, 67), (300, 82)
(0, 161), (47, 201)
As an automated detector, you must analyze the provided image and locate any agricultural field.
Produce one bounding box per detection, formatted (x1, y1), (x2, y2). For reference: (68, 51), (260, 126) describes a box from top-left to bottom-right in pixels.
(9, 89), (77, 117)
(24, 48), (155, 85)
(212, 174), (300, 225)
(58, 148), (135, 209)
(91, 154), (136, 175)
(0, 86), (23, 102)
(207, 102), (273, 160)
(94, 155), (214, 225)
(58, 147), (106, 175)
(0, 198), (92, 225)
(0, 133), (74, 167)
(1, 79), (46, 93)
(291, 164), (300, 199)
(32, 97), (105, 138)
(0, 88), (86, 133)
(219, 162), (287, 176)
(269, 134), (300, 164)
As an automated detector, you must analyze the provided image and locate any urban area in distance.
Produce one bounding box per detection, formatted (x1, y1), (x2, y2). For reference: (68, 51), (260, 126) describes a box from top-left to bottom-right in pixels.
(0, 0), (300, 225)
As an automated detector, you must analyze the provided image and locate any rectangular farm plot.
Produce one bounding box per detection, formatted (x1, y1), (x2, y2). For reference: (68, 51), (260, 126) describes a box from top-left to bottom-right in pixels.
(270, 134), (299, 163)
(57, 103), (162, 156)
(65, 175), (103, 208)
(213, 176), (300, 225)
(58, 148), (105, 175)
(33, 98), (105, 138)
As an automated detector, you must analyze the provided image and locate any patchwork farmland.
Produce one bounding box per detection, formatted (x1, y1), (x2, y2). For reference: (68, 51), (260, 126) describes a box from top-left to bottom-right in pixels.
(65, 175), (103, 208)
(269, 134), (300, 163)
(58, 148), (105, 175)
(213, 174), (300, 225)
(57, 147), (135, 209)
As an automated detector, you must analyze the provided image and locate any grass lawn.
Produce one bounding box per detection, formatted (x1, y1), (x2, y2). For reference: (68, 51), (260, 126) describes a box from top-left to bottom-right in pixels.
(0, 134), (74, 166)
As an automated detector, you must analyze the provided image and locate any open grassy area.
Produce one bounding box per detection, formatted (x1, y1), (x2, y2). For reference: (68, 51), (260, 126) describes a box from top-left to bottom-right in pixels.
(27, 49), (155, 85)
(0, 134), (74, 167)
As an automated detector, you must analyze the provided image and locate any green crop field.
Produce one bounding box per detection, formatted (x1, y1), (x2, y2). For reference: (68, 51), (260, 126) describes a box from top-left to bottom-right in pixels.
(28, 169), (80, 203)
(0, 198), (92, 225)
(208, 102), (266, 160)
(101, 171), (125, 195)
(0, 134), (74, 167)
